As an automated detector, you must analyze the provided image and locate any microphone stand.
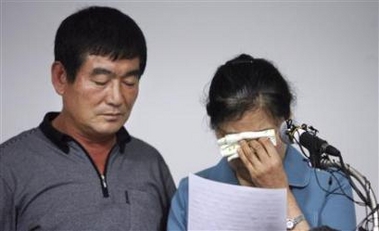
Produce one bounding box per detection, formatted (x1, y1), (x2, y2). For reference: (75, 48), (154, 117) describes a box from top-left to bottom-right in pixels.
(283, 120), (378, 230)
(320, 157), (379, 231)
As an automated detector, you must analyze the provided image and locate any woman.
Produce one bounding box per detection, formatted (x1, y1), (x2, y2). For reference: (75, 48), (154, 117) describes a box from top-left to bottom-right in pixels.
(167, 54), (356, 230)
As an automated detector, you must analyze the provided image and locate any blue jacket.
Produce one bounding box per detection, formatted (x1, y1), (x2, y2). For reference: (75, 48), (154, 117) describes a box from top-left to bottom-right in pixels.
(167, 145), (356, 230)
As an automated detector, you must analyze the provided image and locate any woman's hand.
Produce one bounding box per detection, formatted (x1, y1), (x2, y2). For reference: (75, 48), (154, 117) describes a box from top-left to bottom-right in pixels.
(237, 137), (288, 189)
(237, 137), (310, 230)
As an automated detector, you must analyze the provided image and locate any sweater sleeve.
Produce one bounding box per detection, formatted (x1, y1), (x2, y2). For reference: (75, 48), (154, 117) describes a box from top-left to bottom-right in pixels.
(157, 156), (177, 231)
(0, 174), (16, 231)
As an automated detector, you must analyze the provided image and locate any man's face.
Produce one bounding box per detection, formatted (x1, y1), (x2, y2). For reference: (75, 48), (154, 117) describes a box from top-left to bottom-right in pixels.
(61, 55), (140, 139)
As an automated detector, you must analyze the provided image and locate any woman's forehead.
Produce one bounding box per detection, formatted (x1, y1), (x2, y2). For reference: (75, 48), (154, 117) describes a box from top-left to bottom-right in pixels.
(217, 109), (280, 134)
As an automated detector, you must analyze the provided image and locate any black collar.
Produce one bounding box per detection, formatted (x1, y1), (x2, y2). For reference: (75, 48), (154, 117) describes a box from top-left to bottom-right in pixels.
(39, 112), (131, 154)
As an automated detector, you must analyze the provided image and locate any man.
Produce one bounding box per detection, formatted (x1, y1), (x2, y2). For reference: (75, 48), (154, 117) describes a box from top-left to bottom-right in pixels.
(0, 6), (176, 230)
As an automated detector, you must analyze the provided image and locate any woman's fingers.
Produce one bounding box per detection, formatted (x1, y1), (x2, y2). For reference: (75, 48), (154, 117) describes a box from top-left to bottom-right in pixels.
(237, 137), (287, 188)
(248, 138), (270, 162)
(237, 140), (257, 170)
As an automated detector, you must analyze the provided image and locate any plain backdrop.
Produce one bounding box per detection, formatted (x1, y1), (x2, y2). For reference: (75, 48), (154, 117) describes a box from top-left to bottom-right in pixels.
(1, 0), (378, 226)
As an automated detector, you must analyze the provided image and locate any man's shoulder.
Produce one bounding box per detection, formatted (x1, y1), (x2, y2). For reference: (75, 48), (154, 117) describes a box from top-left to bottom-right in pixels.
(124, 136), (165, 161)
(128, 136), (158, 151)
(1, 128), (42, 154)
(0, 128), (46, 172)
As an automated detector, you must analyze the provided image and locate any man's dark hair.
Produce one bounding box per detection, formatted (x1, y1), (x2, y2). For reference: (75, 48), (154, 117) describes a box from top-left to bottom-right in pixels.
(54, 6), (147, 82)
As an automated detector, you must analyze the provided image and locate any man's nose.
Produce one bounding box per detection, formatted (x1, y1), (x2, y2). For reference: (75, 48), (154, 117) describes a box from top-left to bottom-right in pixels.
(106, 81), (123, 106)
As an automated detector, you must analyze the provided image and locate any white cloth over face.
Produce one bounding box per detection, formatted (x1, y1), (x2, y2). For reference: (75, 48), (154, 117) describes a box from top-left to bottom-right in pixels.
(218, 129), (276, 161)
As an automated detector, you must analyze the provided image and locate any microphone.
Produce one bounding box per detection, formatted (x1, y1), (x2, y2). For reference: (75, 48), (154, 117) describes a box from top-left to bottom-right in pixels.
(280, 120), (341, 157)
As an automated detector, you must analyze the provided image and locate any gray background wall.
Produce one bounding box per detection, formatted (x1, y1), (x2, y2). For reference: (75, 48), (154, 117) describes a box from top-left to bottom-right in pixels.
(1, 0), (378, 225)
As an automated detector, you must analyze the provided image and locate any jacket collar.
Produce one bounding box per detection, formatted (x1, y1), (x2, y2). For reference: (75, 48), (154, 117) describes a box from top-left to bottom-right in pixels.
(39, 112), (131, 154)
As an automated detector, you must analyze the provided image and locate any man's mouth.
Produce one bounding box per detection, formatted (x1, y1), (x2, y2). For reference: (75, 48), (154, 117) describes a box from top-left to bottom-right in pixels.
(102, 113), (123, 120)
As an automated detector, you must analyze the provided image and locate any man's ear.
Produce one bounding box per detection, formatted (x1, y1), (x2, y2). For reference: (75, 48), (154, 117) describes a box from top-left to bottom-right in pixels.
(51, 61), (69, 95)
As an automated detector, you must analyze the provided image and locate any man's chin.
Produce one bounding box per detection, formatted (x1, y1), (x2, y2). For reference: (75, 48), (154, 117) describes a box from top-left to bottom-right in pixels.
(92, 123), (124, 136)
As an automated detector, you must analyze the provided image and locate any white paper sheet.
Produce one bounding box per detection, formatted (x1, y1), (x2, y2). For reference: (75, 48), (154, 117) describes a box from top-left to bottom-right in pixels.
(188, 173), (286, 231)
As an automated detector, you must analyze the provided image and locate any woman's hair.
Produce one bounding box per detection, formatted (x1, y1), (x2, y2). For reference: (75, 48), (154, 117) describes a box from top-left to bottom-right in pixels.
(206, 54), (294, 130)
(54, 6), (147, 83)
